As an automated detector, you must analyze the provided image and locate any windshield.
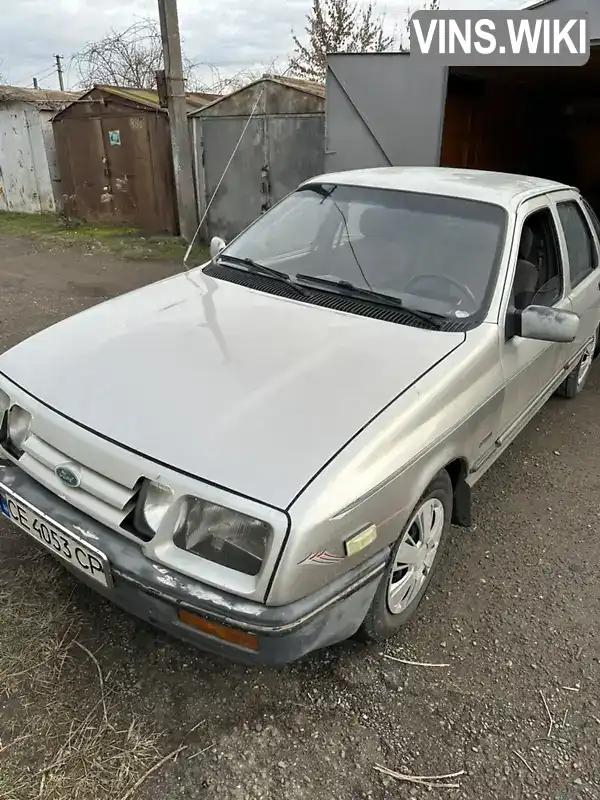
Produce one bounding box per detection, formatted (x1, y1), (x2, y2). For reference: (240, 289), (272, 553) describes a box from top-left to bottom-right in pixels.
(219, 183), (508, 320)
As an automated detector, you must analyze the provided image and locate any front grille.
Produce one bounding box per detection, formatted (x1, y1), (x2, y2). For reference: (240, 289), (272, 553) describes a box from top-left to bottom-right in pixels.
(15, 432), (146, 542)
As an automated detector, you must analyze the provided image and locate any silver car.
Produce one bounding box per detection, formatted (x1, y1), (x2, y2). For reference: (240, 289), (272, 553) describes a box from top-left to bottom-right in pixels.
(1, 167), (599, 664)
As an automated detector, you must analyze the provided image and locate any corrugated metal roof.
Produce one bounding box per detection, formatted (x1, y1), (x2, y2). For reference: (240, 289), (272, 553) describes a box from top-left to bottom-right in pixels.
(94, 84), (220, 113)
(189, 74), (325, 116)
(0, 85), (82, 110)
(269, 75), (326, 98)
(189, 90), (223, 104)
(97, 85), (163, 108)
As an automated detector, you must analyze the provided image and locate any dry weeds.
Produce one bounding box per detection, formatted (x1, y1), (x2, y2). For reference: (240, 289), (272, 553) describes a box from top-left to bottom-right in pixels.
(0, 531), (164, 800)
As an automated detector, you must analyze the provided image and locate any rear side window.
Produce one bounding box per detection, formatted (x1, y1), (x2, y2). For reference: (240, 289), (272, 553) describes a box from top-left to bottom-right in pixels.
(582, 199), (600, 241)
(556, 201), (599, 289)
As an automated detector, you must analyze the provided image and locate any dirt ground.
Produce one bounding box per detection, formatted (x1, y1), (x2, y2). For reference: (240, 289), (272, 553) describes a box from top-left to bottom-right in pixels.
(0, 231), (599, 800)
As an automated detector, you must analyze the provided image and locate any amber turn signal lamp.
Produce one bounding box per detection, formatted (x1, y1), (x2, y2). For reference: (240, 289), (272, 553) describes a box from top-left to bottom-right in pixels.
(178, 609), (259, 651)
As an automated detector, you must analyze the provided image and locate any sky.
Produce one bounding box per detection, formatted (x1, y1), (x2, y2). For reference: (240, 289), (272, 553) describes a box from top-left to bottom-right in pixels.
(1, 0), (530, 92)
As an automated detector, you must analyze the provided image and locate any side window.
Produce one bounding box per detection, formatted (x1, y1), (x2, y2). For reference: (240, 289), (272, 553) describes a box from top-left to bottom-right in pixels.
(556, 201), (598, 289)
(581, 198), (600, 242)
(510, 208), (563, 312)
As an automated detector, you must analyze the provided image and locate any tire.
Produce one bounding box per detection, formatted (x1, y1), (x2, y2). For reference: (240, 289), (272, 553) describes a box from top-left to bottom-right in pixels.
(557, 336), (596, 399)
(359, 470), (453, 641)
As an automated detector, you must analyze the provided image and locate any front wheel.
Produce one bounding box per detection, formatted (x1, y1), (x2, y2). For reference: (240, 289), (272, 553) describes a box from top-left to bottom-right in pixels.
(360, 470), (452, 640)
(557, 336), (596, 399)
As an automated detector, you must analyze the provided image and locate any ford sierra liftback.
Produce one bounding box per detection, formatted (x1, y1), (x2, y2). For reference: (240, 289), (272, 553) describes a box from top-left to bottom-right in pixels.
(1, 167), (600, 664)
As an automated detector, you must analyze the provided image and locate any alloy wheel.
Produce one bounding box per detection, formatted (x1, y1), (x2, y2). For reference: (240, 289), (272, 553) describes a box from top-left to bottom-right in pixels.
(577, 339), (596, 392)
(387, 498), (445, 615)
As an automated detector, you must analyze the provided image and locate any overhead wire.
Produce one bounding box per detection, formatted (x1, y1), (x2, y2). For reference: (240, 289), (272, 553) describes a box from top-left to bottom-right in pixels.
(8, 41), (89, 90)
(8, 56), (58, 88)
(29, 65), (59, 88)
(8, 63), (56, 88)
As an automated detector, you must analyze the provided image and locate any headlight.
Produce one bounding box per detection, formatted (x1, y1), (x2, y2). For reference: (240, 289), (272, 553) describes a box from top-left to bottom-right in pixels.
(134, 481), (177, 536)
(174, 498), (271, 576)
(7, 405), (32, 452)
(0, 390), (9, 418)
(0, 390), (9, 447)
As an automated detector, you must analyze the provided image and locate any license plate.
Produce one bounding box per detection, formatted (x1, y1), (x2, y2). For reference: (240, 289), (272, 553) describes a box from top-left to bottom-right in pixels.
(0, 489), (111, 587)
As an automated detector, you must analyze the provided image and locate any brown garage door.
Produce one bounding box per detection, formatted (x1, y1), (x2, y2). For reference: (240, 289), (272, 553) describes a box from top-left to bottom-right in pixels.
(56, 114), (176, 234)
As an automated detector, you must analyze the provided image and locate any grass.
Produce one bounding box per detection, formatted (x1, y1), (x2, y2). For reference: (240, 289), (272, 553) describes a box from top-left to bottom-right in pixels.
(0, 212), (208, 265)
(0, 212), (211, 798)
(0, 534), (165, 800)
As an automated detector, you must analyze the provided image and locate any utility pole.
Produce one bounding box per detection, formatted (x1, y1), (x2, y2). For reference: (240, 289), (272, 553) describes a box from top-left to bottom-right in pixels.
(157, 0), (198, 242)
(55, 55), (64, 90)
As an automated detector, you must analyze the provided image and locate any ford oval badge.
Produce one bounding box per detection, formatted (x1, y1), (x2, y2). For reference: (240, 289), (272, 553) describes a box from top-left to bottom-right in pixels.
(55, 463), (82, 489)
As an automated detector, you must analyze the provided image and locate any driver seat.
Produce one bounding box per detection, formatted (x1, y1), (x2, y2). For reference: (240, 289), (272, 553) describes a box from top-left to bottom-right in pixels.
(512, 226), (539, 310)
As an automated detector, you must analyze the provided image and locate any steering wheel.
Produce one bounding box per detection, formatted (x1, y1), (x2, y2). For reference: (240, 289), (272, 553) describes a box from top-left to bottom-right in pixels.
(404, 273), (477, 309)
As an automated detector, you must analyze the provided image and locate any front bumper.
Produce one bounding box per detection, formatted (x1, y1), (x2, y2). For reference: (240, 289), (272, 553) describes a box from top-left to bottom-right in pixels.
(0, 461), (388, 665)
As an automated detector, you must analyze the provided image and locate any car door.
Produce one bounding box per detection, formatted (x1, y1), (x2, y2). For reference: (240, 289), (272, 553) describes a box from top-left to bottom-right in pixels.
(550, 191), (600, 370)
(496, 196), (571, 445)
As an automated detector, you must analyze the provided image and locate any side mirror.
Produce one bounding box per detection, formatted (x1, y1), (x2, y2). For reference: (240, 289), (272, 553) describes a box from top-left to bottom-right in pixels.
(513, 305), (580, 343)
(210, 236), (226, 260)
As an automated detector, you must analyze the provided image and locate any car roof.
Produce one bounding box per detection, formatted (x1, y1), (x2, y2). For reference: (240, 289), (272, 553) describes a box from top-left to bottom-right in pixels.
(300, 167), (575, 210)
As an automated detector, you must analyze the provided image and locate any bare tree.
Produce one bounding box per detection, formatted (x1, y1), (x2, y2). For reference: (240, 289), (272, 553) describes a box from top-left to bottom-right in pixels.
(72, 17), (282, 96)
(401, 0), (440, 50)
(199, 58), (285, 95)
(288, 0), (396, 82)
(72, 17), (197, 89)
(289, 0), (441, 81)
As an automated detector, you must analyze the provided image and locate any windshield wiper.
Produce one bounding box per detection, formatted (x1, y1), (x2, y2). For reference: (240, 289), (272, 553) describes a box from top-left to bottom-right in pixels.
(216, 254), (308, 296)
(218, 254), (288, 280)
(294, 274), (443, 328)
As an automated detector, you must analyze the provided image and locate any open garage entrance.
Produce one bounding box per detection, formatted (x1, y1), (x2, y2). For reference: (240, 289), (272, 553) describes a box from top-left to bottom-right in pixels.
(325, 0), (600, 208)
(441, 46), (600, 214)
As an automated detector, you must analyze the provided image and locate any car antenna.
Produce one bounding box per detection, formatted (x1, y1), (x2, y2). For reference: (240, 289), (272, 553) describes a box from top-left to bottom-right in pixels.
(182, 87), (266, 270)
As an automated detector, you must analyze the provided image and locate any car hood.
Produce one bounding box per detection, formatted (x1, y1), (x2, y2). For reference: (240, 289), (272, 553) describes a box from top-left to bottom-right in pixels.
(0, 269), (464, 509)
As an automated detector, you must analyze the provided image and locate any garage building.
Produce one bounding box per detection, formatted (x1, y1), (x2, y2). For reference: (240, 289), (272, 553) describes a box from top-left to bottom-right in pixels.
(325, 0), (600, 213)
